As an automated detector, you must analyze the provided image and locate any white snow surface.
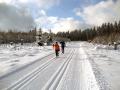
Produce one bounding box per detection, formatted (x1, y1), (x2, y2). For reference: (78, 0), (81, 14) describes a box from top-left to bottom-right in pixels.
(0, 44), (53, 77)
(0, 42), (120, 90)
(84, 42), (120, 90)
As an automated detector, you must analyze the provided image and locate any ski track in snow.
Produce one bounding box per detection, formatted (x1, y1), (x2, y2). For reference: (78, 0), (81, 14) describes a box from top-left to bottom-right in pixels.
(56, 46), (99, 90)
(7, 57), (56, 90)
(42, 49), (75, 90)
(0, 42), (105, 90)
(0, 53), (55, 90)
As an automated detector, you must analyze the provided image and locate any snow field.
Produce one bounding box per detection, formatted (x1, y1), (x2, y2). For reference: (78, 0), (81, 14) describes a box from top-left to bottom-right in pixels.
(0, 44), (53, 77)
(83, 42), (120, 90)
(1, 42), (119, 90)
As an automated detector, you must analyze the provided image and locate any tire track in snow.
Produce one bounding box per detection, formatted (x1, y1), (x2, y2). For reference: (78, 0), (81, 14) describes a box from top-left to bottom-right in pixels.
(42, 49), (75, 90)
(6, 57), (56, 90)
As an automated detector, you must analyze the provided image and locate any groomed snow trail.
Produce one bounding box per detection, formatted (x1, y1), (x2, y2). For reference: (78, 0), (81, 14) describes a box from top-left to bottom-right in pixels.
(0, 53), (55, 90)
(56, 43), (99, 90)
(0, 43), (100, 90)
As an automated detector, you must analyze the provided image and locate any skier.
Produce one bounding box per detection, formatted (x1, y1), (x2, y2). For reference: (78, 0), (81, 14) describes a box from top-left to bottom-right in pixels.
(53, 42), (60, 57)
(60, 41), (65, 54)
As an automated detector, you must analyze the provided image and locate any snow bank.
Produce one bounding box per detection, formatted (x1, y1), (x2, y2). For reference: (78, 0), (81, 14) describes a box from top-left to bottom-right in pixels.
(94, 45), (115, 50)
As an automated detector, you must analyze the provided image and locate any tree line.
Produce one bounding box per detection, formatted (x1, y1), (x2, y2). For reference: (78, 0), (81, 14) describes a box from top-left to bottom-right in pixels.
(0, 29), (36, 44)
(0, 21), (120, 44)
(56, 21), (120, 44)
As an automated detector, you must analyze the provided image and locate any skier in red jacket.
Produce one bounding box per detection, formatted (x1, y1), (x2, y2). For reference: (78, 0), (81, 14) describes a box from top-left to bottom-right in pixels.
(53, 42), (60, 57)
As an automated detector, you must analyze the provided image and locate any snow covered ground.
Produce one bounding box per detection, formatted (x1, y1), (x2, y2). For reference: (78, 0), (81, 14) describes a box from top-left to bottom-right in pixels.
(0, 44), (53, 77)
(84, 42), (120, 90)
(0, 42), (120, 90)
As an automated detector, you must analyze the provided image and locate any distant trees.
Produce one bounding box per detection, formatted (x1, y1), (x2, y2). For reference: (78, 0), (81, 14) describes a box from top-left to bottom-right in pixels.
(0, 20), (120, 44)
(56, 21), (120, 43)
(0, 29), (36, 44)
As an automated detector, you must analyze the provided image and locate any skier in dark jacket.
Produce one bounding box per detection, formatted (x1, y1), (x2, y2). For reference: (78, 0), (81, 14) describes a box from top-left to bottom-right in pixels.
(60, 41), (65, 54)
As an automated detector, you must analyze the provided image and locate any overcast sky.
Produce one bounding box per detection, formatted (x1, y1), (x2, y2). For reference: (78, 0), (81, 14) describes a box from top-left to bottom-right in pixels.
(0, 0), (120, 33)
